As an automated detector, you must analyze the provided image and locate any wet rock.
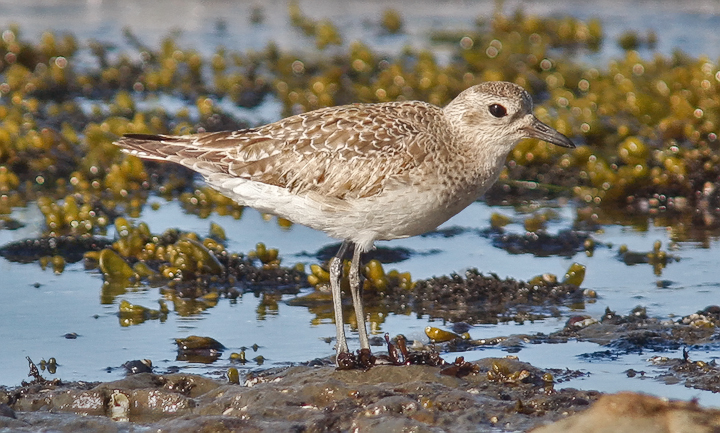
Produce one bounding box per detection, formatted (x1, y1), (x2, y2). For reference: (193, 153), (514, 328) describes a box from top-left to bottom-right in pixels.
(0, 403), (15, 418)
(0, 235), (112, 264)
(451, 322), (473, 334)
(0, 217), (24, 230)
(122, 360), (153, 375)
(5, 360), (718, 432)
(531, 392), (720, 433)
(1, 361), (599, 432)
(175, 336), (225, 364)
(606, 329), (682, 353)
(680, 306), (720, 327)
(647, 351), (720, 393)
(459, 307), (720, 395)
(175, 336), (225, 352)
(0, 411), (121, 432)
(422, 226), (472, 238)
(489, 229), (590, 257)
(208, 250), (307, 292)
(411, 269), (584, 324)
(312, 243), (416, 264)
(457, 307), (715, 357)
(555, 310), (716, 349)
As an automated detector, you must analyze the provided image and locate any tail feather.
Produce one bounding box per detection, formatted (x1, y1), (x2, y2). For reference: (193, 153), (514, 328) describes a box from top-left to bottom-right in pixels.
(122, 133), (171, 142)
(115, 134), (190, 161)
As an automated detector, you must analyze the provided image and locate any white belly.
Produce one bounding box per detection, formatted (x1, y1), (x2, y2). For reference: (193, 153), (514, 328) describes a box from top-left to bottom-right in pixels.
(205, 172), (483, 252)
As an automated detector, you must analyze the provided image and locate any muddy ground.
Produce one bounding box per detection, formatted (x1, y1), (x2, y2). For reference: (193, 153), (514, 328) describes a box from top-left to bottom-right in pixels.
(1, 358), (719, 432)
(2, 306), (720, 432)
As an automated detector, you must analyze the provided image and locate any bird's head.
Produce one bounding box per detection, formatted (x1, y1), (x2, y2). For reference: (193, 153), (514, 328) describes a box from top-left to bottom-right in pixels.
(444, 82), (575, 152)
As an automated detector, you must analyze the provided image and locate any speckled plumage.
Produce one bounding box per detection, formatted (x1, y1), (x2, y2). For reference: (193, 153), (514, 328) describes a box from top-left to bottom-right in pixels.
(115, 81), (574, 364)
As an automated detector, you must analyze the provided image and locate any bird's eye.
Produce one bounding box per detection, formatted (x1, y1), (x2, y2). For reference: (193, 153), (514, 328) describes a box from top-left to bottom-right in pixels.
(488, 104), (507, 118)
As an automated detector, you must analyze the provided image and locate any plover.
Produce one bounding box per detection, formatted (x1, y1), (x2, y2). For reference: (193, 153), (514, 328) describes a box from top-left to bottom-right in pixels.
(115, 81), (575, 367)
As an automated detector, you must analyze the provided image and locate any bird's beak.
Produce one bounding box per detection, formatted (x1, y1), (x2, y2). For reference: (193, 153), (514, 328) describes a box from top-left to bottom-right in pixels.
(524, 116), (575, 148)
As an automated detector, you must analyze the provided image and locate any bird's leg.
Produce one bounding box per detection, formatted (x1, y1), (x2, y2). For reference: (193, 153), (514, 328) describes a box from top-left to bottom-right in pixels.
(349, 245), (370, 351)
(330, 241), (350, 358)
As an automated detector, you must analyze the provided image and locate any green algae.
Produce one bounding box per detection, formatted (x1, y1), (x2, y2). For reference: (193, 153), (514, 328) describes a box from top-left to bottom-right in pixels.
(381, 9), (404, 34)
(98, 248), (135, 282)
(227, 367), (240, 384)
(118, 299), (168, 326)
(562, 262), (586, 286)
(425, 326), (469, 343)
(248, 242), (280, 267)
(306, 258), (413, 294)
(0, 10), (717, 231)
(175, 335), (225, 351)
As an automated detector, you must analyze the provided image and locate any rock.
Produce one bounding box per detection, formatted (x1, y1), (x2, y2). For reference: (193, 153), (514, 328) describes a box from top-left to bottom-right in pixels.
(532, 392), (720, 433)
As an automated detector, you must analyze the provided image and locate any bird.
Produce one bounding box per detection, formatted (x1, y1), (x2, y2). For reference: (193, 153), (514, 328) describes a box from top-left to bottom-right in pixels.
(114, 81), (575, 368)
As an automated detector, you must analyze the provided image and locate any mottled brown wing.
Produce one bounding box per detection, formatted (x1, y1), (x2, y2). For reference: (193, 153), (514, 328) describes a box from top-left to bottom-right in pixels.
(117, 101), (442, 200)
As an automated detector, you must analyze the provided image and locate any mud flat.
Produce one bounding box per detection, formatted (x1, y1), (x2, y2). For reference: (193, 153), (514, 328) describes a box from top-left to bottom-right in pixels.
(2, 354), (719, 432)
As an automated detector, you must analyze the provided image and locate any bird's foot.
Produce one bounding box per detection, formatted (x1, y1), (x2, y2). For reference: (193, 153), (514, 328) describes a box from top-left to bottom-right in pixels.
(356, 348), (376, 369)
(335, 352), (356, 370)
(335, 348), (376, 370)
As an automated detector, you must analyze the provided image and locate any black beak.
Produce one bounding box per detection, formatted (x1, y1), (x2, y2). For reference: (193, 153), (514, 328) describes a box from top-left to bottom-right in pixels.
(525, 117), (575, 148)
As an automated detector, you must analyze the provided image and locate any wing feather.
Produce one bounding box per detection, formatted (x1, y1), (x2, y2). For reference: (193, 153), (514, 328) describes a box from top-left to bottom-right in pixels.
(115, 101), (448, 200)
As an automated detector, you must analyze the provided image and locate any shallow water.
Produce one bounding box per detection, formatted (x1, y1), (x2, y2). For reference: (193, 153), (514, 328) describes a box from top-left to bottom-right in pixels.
(4, 198), (720, 406)
(2, 0), (720, 408)
(1, 0), (720, 62)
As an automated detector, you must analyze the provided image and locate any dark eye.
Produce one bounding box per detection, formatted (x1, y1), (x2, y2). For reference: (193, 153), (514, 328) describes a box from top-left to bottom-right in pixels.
(488, 104), (507, 118)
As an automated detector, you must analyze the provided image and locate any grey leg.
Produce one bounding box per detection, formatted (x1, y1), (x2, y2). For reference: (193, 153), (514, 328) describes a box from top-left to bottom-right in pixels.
(330, 241), (351, 357)
(349, 245), (370, 350)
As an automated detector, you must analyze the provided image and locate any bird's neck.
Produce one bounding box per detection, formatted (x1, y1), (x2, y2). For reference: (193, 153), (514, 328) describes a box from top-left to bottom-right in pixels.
(451, 133), (518, 200)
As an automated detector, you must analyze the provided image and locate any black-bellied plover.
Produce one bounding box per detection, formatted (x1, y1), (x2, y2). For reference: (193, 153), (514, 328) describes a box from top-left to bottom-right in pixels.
(115, 81), (575, 367)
